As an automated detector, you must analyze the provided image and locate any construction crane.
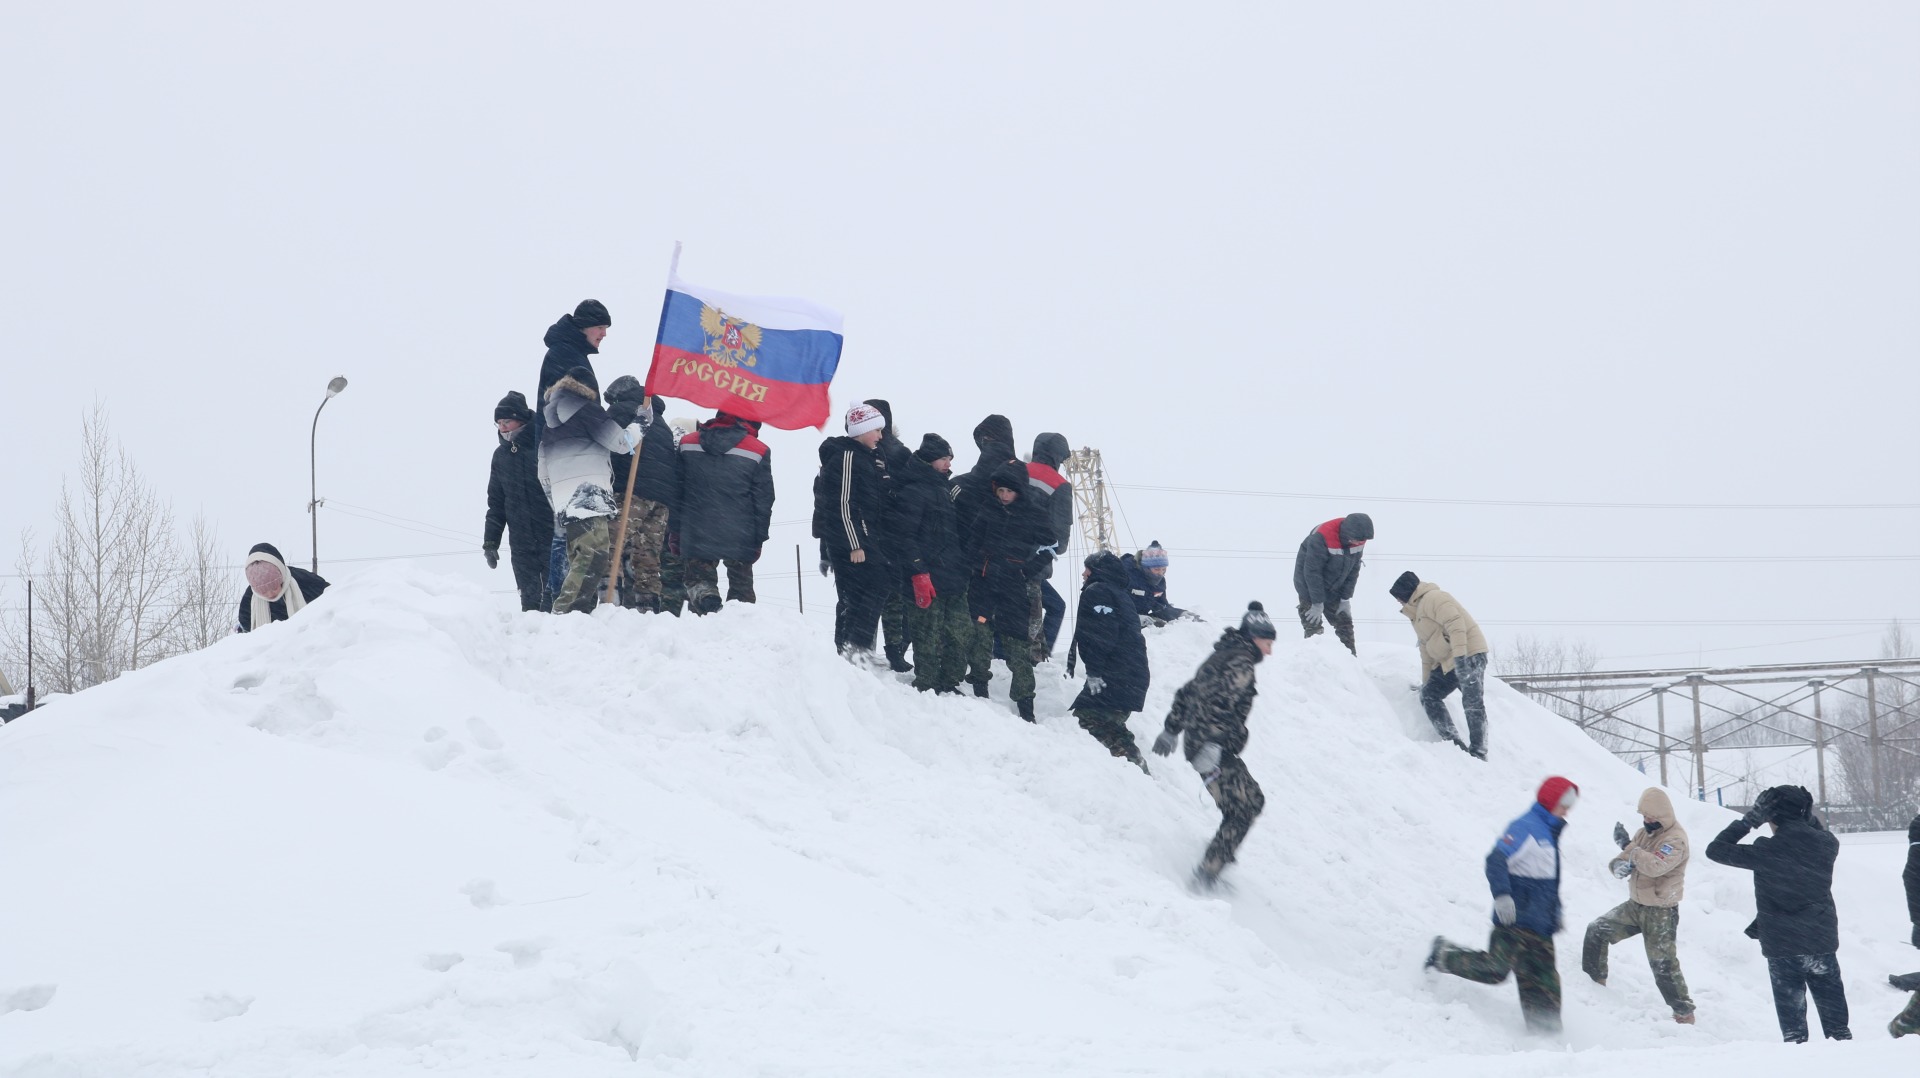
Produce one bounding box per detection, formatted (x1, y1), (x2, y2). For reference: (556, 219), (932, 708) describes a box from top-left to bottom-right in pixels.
(1063, 448), (1116, 554)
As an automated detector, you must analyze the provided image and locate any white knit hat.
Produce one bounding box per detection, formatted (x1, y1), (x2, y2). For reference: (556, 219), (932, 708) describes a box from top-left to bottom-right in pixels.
(846, 403), (886, 437)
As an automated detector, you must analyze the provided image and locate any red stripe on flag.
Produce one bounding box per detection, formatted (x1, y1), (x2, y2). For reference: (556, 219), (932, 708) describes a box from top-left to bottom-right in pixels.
(646, 344), (832, 430)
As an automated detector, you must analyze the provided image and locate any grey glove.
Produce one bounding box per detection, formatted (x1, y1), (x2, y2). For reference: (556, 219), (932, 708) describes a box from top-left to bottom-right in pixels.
(1085, 676), (1106, 695)
(1492, 895), (1517, 926)
(1613, 822), (1631, 850)
(482, 544), (499, 570)
(1303, 602), (1325, 631)
(1336, 599), (1351, 617)
(1611, 858), (1635, 879)
(1191, 741), (1223, 783)
(1151, 730), (1178, 757)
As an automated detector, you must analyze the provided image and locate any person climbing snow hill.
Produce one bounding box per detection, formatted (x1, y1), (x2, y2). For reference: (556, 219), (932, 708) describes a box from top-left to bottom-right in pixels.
(1068, 551), (1152, 771)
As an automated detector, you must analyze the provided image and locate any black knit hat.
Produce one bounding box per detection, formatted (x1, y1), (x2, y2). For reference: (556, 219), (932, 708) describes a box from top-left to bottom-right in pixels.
(1762, 785), (1814, 824)
(1389, 571), (1420, 603)
(916, 433), (953, 462)
(1240, 601), (1276, 640)
(495, 390), (533, 423)
(573, 299), (611, 327)
(604, 375), (645, 404)
(563, 365), (599, 393)
(973, 414), (1014, 451)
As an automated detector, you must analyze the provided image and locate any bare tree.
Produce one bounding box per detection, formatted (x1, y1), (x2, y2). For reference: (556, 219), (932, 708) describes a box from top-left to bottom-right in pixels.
(169, 513), (231, 652)
(1828, 620), (1920, 829)
(1494, 635), (1636, 752)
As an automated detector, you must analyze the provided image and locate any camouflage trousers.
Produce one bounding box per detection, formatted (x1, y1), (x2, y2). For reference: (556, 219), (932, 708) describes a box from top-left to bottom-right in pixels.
(1766, 953), (1850, 1042)
(881, 576), (911, 660)
(1582, 901), (1693, 1016)
(966, 616), (1035, 702)
(908, 591), (970, 692)
(1435, 926), (1562, 1033)
(553, 515), (613, 614)
(1200, 754), (1266, 877)
(1893, 988), (1920, 1037)
(1074, 707), (1143, 761)
(660, 549), (686, 615)
(685, 557), (756, 613)
(1297, 600), (1356, 655)
(616, 498), (670, 608)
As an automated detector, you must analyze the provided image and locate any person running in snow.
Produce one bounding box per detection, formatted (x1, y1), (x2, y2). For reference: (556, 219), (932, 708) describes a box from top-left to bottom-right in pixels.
(1392, 571), (1490, 759)
(235, 542), (329, 632)
(1892, 812), (1920, 1037)
(675, 411), (773, 614)
(1025, 433), (1073, 661)
(889, 433), (969, 694)
(538, 367), (645, 613)
(1124, 542), (1186, 625)
(483, 391), (555, 612)
(1151, 603), (1277, 888)
(864, 399), (916, 673)
(1426, 775), (1579, 1035)
(1069, 551), (1152, 771)
(965, 460), (1054, 721)
(954, 415), (1022, 693)
(1706, 784), (1851, 1042)
(1293, 513), (1372, 654)
(813, 403), (894, 660)
(1584, 787), (1696, 1024)
(604, 378), (680, 613)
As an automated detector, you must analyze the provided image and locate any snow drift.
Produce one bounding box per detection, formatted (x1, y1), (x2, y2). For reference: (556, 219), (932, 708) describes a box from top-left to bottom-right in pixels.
(1, 568), (1913, 1077)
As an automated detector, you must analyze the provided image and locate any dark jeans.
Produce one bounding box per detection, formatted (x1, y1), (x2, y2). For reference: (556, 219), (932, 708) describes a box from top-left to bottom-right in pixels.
(1420, 652), (1489, 756)
(508, 547), (547, 612)
(831, 554), (890, 653)
(1041, 580), (1066, 655)
(1435, 926), (1562, 1033)
(1767, 953), (1850, 1042)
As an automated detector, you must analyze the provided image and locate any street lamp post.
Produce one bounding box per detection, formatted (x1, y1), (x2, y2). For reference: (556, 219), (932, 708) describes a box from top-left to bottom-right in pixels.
(309, 376), (349, 574)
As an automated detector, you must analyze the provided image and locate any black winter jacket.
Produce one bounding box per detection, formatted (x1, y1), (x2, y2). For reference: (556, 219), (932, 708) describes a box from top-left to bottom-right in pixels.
(1123, 554), (1179, 621)
(536, 314), (599, 404)
(955, 438), (1019, 547)
(889, 454), (968, 596)
(1159, 628), (1263, 761)
(675, 417), (774, 562)
(485, 429), (554, 560)
(965, 460), (1053, 634)
(1071, 552), (1150, 713)
(813, 436), (891, 561)
(1905, 813), (1920, 926)
(1028, 433), (1074, 551)
(1292, 514), (1374, 605)
(608, 395), (681, 507)
(1706, 817), (1842, 958)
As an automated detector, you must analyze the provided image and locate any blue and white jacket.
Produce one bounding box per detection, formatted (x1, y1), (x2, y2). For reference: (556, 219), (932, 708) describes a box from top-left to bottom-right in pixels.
(1485, 802), (1566, 935)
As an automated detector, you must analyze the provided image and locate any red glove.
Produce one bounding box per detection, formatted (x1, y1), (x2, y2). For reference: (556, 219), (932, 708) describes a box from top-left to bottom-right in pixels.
(912, 572), (935, 609)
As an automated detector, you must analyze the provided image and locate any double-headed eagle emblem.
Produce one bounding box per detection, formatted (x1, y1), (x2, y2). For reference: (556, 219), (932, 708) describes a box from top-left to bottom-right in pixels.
(699, 305), (762, 368)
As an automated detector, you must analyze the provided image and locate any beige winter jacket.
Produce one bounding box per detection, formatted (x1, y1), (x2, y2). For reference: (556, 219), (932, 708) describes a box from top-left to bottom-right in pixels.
(1399, 581), (1489, 678)
(1610, 787), (1689, 908)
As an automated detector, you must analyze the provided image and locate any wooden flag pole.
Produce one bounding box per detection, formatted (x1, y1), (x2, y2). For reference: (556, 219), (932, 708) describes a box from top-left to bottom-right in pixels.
(603, 395), (650, 606)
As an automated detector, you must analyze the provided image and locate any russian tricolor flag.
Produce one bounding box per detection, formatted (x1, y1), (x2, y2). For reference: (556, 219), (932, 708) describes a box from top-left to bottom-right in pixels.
(645, 251), (844, 431)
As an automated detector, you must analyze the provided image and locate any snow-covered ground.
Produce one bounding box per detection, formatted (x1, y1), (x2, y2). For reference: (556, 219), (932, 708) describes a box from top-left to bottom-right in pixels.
(1, 568), (1913, 1076)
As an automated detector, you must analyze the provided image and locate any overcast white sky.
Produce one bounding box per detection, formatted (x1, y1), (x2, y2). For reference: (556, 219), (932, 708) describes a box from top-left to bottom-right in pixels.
(3, 1), (1916, 670)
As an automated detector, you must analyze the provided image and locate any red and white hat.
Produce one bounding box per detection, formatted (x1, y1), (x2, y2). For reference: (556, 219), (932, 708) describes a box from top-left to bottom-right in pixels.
(846, 403), (886, 437)
(1536, 776), (1580, 813)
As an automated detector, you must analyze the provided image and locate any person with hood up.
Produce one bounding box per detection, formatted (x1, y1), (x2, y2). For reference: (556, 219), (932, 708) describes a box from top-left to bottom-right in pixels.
(235, 543), (329, 632)
(483, 391), (555, 612)
(813, 403), (893, 659)
(863, 399), (916, 672)
(1124, 542), (1186, 625)
(1024, 433), (1073, 661)
(964, 460), (1053, 719)
(1706, 784), (1851, 1042)
(533, 300), (612, 600)
(890, 433), (969, 694)
(1584, 787), (1696, 1024)
(602, 378), (680, 613)
(538, 366), (645, 613)
(1069, 551), (1151, 771)
(1293, 513), (1373, 655)
(675, 411), (773, 614)
(954, 415), (1023, 693)
(1392, 571), (1491, 759)
(1426, 776), (1580, 1034)
(1151, 603), (1277, 888)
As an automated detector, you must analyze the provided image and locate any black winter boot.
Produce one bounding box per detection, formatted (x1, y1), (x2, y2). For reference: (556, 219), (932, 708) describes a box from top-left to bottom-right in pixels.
(1016, 698), (1035, 723)
(971, 681), (990, 699)
(885, 646), (913, 673)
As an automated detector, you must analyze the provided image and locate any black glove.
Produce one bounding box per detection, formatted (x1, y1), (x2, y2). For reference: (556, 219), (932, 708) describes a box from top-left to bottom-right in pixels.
(608, 400), (639, 426)
(819, 559), (831, 577)
(1743, 789), (1776, 827)
(1613, 822), (1631, 850)
(1026, 552), (1054, 580)
(482, 544), (499, 570)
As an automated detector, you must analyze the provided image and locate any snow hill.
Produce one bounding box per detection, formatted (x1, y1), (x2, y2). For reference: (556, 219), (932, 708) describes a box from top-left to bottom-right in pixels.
(1, 568), (1913, 1077)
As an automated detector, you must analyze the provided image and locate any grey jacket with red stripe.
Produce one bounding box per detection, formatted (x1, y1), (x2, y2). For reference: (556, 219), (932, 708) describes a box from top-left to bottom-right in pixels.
(675, 417), (774, 562)
(1028, 433), (1074, 551)
(1292, 514), (1373, 605)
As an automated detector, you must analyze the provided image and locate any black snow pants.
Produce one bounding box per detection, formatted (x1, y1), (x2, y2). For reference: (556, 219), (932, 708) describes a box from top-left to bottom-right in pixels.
(1767, 953), (1851, 1042)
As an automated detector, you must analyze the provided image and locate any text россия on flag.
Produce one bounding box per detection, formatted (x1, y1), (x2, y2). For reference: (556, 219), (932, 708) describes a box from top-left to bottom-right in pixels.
(645, 269), (844, 431)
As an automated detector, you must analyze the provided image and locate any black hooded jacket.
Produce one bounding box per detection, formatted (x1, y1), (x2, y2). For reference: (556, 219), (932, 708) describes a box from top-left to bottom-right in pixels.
(607, 389), (680, 507)
(1071, 552), (1150, 713)
(1906, 813), (1920, 926)
(234, 542), (330, 633)
(537, 314), (599, 403)
(675, 416), (774, 562)
(1706, 813), (1842, 958)
(954, 415), (1017, 544)
(965, 460), (1053, 634)
(813, 435), (890, 561)
(888, 453), (967, 595)
(485, 426), (554, 561)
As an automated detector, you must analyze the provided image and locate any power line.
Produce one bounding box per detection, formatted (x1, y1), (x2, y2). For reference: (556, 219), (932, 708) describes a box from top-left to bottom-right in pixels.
(1172, 548), (1920, 565)
(1113, 483), (1920, 512)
